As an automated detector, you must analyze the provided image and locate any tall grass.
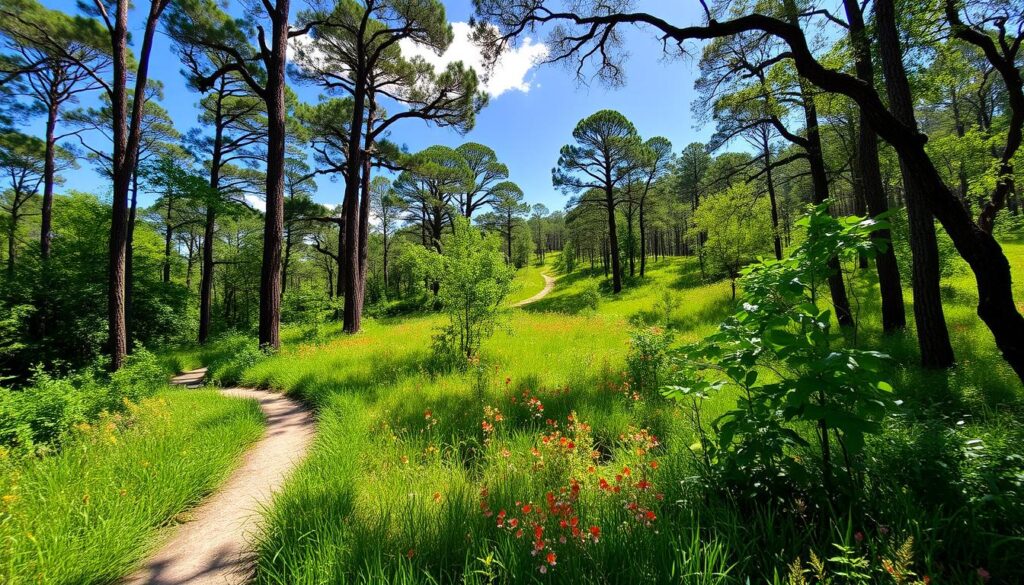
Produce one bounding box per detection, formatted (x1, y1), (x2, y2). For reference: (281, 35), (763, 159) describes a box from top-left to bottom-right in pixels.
(0, 389), (264, 584)
(194, 252), (1022, 584)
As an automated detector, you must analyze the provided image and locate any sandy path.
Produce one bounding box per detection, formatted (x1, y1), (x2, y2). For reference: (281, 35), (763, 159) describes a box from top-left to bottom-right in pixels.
(513, 273), (556, 307)
(124, 369), (315, 585)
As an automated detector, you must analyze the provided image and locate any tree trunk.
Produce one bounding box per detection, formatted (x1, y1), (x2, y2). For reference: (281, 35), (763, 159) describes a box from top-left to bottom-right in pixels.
(336, 219), (346, 299)
(108, 0), (166, 370)
(162, 198), (173, 284)
(837, 0), (907, 333)
(762, 139), (784, 261)
(41, 101), (57, 260)
(353, 102), (376, 332)
(639, 197), (647, 276)
(199, 117), (223, 343)
(605, 186), (622, 293)
(257, 3), (290, 351)
(876, 0), (954, 368)
(126, 170), (138, 345)
(341, 41), (368, 334)
(797, 77), (854, 327)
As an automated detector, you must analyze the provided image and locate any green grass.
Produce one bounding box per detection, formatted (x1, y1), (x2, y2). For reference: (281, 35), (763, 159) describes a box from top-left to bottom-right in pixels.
(178, 250), (1024, 584)
(505, 257), (551, 305)
(0, 388), (264, 585)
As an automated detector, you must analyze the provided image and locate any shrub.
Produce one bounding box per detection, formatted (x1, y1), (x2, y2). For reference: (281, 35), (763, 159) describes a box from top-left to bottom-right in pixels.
(204, 334), (270, 386)
(0, 347), (166, 454)
(626, 327), (674, 395)
(433, 217), (514, 359)
(663, 204), (896, 500)
(579, 279), (601, 312)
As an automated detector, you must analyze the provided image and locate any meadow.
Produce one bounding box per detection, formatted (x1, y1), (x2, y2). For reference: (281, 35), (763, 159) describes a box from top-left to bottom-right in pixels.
(0, 389), (264, 584)
(170, 246), (1024, 585)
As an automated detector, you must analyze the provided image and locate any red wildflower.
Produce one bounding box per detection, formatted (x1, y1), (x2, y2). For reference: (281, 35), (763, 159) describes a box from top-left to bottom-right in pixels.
(546, 551), (557, 565)
(649, 460), (659, 469)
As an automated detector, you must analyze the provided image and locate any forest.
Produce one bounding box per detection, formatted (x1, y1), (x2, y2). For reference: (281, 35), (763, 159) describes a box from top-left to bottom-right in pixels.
(0, 0), (1022, 583)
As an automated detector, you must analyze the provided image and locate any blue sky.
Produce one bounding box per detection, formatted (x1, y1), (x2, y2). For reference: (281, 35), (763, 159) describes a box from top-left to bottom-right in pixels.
(36, 0), (714, 213)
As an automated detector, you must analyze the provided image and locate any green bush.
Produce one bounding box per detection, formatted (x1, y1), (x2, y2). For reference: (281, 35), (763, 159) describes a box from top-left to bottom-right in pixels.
(579, 279), (601, 311)
(663, 204), (896, 500)
(0, 347), (166, 454)
(626, 326), (674, 394)
(433, 217), (514, 359)
(204, 334), (270, 386)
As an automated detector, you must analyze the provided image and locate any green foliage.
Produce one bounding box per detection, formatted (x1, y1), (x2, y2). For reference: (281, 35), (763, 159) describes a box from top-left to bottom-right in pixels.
(625, 326), (674, 394)
(0, 347), (166, 454)
(554, 237), (576, 274)
(692, 183), (774, 295)
(0, 389), (263, 584)
(889, 207), (965, 284)
(664, 204), (896, 498)
(0, 192), (195, 378)
(578, 278), (601, 312)
(203, 333), (271, 386)
(434, 217), (514, 359)
(510, 224), (533, 268)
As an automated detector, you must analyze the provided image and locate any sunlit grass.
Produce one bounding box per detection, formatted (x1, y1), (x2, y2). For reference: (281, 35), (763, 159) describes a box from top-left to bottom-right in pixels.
(185, 246), (1023, 584)
(505, 257), (550, 305)
(0, 389), (264, 585)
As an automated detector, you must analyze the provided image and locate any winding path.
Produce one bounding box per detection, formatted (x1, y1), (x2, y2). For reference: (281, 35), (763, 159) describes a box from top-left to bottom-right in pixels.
(124, 369), (315, 585)
(513, 273), (556, 307)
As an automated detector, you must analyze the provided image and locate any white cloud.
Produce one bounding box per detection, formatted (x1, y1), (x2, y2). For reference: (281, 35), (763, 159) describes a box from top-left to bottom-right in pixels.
(245, 194), (266, 213)
(399, 22), (548, 98)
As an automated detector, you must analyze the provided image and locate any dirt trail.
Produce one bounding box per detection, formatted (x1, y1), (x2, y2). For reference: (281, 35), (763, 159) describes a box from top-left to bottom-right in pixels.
(124, 368), (315, 585)
(513, 273), (556, 307)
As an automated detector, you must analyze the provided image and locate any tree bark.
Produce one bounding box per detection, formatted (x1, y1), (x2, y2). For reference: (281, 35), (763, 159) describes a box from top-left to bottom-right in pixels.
(762, 136), (784, 261)
(604, 168), (622, 292)
(798, 78), (854, 327)
(162, 197), (173, 284)
(198, 104), (224, 344)
(835, 0), (904, 331)
(199, 204), (216, 343)
(875, 0), (954, 368)
(40, 101), (57, 260)
(126, 170), (138, 344)
(107, 0), (167, 370)
(257, 1), (290, 351)
(639, 195), (647, 276)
